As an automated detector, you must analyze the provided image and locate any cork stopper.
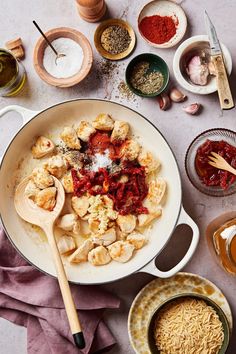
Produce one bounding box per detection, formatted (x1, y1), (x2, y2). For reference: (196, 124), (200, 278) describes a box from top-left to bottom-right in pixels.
(5, 37), (25, 59)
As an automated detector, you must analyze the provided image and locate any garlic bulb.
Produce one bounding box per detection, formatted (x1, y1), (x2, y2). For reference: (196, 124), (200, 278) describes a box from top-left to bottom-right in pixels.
(169, 88), (186, 102)
(157, 93), (171, 110)
(186, 55), (209, 86)
(183, 103), (201, 115)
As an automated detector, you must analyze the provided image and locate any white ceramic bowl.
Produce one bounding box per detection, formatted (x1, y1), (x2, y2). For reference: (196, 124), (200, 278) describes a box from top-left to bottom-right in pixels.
(173, 35), (232, 94)
(138, 0), (187, 48)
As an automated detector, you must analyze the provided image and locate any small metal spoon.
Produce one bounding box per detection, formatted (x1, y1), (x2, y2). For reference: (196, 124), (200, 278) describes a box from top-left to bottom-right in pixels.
(33, 20), (66, 64)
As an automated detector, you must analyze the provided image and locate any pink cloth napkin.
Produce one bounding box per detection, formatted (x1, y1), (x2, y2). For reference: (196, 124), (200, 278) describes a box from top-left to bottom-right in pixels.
(0, 229), (120, 354)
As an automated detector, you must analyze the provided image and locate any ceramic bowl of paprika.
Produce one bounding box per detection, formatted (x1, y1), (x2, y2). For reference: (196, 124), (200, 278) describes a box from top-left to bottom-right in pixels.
(137, 0), (187, 48)
(125, 53), (169, 97)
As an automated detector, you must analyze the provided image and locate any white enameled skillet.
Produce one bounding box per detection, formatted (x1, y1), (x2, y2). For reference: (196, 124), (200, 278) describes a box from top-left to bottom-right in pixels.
(0, 99), (199, 284)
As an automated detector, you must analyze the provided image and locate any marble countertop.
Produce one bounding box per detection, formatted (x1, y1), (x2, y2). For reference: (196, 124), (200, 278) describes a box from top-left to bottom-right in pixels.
(0, 0), (236, 353)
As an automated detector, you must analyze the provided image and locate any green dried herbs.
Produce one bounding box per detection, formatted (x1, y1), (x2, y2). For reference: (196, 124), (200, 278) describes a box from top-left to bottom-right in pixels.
(101, 25), (131, 55)
(130, 61), (164, 95)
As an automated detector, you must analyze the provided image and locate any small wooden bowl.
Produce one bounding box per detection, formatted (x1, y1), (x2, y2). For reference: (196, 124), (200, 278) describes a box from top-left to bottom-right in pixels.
(34, 27), (93, 88)
(94, 19), (136, 60)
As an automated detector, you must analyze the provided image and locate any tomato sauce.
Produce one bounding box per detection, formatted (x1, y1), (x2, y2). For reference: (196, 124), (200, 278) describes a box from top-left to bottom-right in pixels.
(195, 139), (236, 190)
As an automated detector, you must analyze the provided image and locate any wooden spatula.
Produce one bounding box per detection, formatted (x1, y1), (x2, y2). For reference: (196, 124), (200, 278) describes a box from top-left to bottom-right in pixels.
(14, 176), (85, 349)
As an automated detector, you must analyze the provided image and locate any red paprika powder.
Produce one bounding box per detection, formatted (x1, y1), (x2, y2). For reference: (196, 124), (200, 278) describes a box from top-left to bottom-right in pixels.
(139, 15), (177, 44)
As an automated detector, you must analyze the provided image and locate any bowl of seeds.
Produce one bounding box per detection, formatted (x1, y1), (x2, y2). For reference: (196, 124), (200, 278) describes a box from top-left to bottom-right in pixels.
(125, 53), (169, 97)
(94, 18), (136, 60)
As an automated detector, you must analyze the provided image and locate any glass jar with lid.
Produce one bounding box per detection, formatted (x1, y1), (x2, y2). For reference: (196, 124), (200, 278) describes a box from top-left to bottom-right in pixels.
(206, 211), (236, 275)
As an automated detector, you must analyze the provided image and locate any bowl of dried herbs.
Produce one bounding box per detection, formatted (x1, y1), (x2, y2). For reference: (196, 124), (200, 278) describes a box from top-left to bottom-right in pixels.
(125, 53), (169, 97)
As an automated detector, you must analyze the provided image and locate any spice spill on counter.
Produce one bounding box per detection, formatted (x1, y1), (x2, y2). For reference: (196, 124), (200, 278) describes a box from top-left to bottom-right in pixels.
(139, 14), (178, 44)
(130, 61), (164, 95)
(101, 25), (131, 54)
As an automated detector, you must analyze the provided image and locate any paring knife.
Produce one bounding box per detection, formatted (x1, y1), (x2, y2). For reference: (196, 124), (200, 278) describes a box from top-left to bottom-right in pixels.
(204, 10), (235, 110)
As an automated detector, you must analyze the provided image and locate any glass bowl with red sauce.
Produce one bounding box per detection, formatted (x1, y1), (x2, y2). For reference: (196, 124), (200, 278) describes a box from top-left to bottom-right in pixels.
(185, 128), (236, 197)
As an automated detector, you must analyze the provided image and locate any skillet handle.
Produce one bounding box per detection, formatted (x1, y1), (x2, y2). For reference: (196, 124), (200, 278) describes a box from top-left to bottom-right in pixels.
(139, 206), (199, 278)
(0, 104), (40, 125)
(0, 105), (40, 163)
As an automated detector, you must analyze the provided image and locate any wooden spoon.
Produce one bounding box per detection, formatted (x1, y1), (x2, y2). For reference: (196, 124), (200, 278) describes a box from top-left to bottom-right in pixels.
(14, 176), (85, 349)
(208, 152), (236, 176)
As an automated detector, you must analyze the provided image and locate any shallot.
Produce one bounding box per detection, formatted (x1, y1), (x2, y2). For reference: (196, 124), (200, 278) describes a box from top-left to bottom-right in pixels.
(186, 55), (209, 86)
(169, 87), (186, 102)
(183, 103), (201, 115)
(157, 93), (171, 110)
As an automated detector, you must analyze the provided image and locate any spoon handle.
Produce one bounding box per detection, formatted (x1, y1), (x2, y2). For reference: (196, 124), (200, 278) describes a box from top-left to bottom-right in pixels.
(44, 224), (85, 349)
(33, 20), (58, 56)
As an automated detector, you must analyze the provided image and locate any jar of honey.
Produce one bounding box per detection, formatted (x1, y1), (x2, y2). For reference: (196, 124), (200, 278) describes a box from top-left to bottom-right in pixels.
(0, 48), (26, 97)
(206, 211), (236, 275)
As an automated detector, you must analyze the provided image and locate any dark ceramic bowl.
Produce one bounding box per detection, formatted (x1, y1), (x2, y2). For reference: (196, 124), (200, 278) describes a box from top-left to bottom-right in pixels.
(147, 293), (230, 354)
(125, 53), (169, 97)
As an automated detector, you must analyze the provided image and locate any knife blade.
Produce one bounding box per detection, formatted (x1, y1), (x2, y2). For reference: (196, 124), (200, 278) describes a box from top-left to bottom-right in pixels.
(204, 10), (234, 110)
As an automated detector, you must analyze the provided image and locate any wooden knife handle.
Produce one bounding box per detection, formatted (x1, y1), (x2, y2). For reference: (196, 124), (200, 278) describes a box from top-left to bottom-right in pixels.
(212, 55), (235, 110)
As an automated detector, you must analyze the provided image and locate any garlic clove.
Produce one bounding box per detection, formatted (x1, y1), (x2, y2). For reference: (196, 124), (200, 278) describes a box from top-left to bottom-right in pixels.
(183, 103), (201, 115)
(169, 87), (186, 102)
(157, 93), (171, 110)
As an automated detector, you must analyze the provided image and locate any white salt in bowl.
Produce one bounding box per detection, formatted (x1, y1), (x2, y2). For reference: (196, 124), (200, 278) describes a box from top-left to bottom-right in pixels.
(173, 35), (232, 94)
(33, 27), (93, 88)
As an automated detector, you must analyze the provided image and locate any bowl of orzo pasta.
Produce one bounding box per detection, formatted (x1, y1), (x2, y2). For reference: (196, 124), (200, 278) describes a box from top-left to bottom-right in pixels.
(147, 293), (230, 354)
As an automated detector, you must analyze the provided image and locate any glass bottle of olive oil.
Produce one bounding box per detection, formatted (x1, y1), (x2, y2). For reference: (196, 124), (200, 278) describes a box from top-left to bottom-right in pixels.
(0, 49), (26, 97)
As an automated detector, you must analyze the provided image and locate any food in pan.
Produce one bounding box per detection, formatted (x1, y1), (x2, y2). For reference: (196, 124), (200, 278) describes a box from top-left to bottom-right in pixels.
(153, 297), (224, 354)
(195, 139), (236, 190)
(21, 113), (167, 266)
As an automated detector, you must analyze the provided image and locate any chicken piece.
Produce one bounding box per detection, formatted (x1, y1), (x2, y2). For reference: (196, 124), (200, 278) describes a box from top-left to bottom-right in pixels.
(61, 172), (74, 193)
(76, 121), (96, 142)
(60, 126), (81, 150)
(116, 214), (136, 234)
(57, 213), (80, 234)
(45, 155), (68, 179)
(146, 178), (167, 208)
(111, 121), (129, 143)
(120, 139), (140, 161)
(92, 227), (116, 246)
(116, 226), (127, 241)
(88, 219), (100, 234)
(68, 239), (94, 263)
(108, 241), (135, 263)
(35, 187), (57, 211)
(138, 208), (162, 227)
(31, 167), (54, 189)
(57, 235), (76, 255)
(137, 149), (160, 173)
(127, 232), (146, 250)
(88, 246), (111, 266)
(71, 195), (90, 217)
(63, 151), (83, 170)
(24, 180), (40, 201)
(31, 136), (55, 159)
(92, 113), (114, 131)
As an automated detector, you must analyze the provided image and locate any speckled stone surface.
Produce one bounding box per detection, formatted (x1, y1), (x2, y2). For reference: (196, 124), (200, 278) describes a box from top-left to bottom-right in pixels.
(0, 0), (236, 353)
